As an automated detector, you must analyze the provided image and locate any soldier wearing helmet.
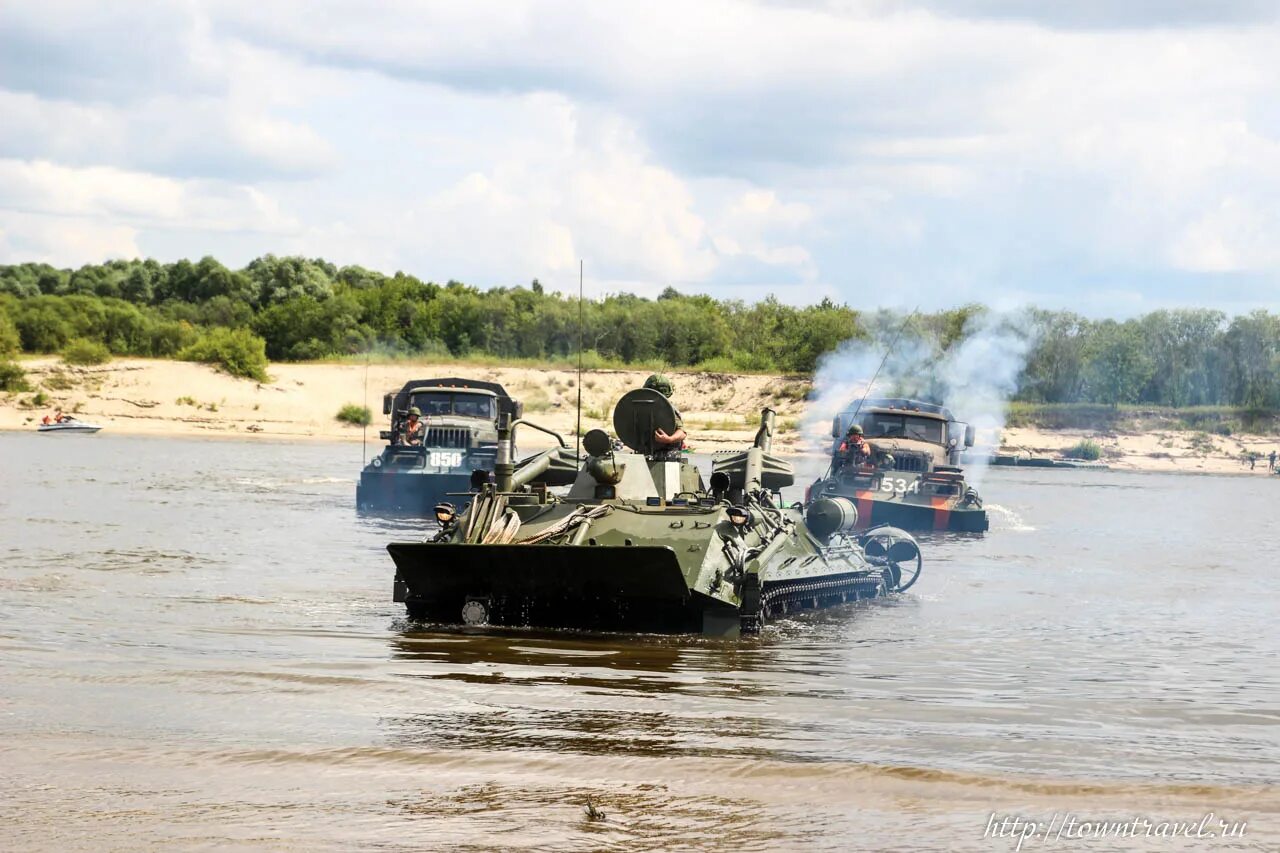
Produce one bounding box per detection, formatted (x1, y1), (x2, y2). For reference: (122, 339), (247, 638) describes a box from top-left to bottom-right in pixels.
(643, 373), (687, 456)
(836, 422), (871, 468)
(401, 405), (426, 446)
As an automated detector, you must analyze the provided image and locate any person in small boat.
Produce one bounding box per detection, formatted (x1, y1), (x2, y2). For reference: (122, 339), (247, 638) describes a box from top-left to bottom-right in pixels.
(643, 373), (687, 458)
(401, 406), (426, 446)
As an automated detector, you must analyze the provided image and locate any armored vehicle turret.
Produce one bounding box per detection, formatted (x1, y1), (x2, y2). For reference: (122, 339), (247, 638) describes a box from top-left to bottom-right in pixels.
(357, 378), (522, 514)
(387, 387), (923, 636)
(810, 397), (989, 532)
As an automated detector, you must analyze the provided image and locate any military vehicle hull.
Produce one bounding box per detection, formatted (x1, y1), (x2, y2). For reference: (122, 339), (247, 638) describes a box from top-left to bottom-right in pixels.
(357, 447), (494, 514)
(846, 490), (988, 532)
(810, 473), (989, 532)
(389, 538), (892, 636)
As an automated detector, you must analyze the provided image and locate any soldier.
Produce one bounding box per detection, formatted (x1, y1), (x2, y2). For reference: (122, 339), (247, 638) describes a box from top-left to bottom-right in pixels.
(401, 406), (426, 446)
(836, 423), (872, 469)
(643, 373), (687, 456)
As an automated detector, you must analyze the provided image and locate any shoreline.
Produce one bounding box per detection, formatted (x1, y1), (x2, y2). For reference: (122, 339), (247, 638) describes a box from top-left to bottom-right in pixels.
(4, 357), (1279, 477)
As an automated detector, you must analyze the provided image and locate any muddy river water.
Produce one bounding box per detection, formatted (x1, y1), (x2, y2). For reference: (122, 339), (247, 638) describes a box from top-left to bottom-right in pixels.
(1, 433), (1277, 851)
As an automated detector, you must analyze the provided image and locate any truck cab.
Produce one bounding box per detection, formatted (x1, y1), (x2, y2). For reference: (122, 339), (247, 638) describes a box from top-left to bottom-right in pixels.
(832, 398), (974, 474)
(358, 378), (523, 514)
(816, 397), (988, 532)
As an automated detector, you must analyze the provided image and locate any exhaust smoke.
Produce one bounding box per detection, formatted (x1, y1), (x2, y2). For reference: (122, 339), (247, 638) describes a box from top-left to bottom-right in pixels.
(805, 310), (1037, 489)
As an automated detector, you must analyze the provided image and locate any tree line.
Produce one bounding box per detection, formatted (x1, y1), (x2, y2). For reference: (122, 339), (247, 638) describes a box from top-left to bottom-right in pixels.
(1, 255), (1278, 409)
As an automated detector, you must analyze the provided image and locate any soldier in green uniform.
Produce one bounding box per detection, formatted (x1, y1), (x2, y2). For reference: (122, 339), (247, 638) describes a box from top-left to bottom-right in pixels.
(401, 406), (426, 446)
(644, 373), (687, 456)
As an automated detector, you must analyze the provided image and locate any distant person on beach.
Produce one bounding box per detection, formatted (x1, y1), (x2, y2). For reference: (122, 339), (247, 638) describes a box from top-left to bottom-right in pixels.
(1270, 451), (1276, 471)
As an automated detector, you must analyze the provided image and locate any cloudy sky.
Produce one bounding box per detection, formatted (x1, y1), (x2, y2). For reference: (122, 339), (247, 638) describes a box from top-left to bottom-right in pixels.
(1, 1), (1278, 314)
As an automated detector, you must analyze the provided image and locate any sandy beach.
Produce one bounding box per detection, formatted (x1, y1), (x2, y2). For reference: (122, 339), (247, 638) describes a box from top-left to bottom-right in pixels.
(0, 357), (813, 454)
(4, 356), (1279, 476)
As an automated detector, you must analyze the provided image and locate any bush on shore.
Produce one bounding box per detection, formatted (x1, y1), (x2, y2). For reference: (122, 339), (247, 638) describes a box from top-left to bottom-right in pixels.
(179, 327), (270, 382)
(0, 359), (29, 392)
(62, 338), (112, 366)
(1062, 438), (1103, 461)
(336, 403), (372, 426)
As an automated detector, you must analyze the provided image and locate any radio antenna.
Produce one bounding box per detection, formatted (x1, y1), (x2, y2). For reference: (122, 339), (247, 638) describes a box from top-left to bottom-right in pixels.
(575, 259), (584, 460)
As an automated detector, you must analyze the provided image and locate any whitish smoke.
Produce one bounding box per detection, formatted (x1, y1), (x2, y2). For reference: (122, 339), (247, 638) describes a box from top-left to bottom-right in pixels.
(804, 311), (1037, 489)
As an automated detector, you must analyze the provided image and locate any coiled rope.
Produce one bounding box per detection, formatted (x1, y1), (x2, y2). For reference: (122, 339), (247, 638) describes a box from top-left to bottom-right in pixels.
(481, 510), (522, 543)
(470, 498), (614, 545)
(516, 504), (613, 544)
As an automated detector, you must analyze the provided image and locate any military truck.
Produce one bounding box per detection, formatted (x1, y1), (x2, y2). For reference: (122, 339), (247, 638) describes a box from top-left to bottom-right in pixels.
(387, 388), (923, 636)
(808, 397), (989, 532)
(356, 378), (523, 514)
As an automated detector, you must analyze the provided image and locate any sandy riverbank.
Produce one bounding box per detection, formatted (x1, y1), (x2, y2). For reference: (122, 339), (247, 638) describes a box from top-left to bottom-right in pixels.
(999, 426), (1280, 477)
(0, 357), (812, 453)
(4, 357), (1279, 477)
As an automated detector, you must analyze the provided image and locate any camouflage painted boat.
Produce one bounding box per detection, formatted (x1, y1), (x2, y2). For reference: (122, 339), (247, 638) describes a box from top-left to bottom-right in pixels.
(388, 389), (922, 636)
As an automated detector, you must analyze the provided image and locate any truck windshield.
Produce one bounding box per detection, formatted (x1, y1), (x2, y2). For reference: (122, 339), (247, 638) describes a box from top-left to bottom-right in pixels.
(410, 392), (495, 419)
(861, 414), (944, 443)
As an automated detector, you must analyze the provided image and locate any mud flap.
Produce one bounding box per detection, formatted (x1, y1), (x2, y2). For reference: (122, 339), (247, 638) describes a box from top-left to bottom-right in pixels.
(738, 573), (763, 633)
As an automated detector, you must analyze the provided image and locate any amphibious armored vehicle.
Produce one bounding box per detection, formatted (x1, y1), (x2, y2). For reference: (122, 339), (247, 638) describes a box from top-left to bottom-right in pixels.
(809, 397), (989, 532)
(387, 389), (922, 636)
(357, 378), (522, 514)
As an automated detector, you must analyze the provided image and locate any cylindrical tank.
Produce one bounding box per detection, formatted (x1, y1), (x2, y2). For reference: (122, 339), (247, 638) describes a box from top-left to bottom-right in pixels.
(805, 496), (859, 540)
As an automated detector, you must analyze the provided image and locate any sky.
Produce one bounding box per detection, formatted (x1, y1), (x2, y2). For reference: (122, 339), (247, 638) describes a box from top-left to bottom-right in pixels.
(1, 0), (1278, 315)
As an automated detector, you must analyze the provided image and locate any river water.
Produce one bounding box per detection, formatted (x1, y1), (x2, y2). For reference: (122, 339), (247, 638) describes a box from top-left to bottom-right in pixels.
(1, 433), (1277, 851)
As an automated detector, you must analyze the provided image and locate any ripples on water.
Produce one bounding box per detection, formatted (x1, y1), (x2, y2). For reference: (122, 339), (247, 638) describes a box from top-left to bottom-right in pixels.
(1, 434), (1277, 851)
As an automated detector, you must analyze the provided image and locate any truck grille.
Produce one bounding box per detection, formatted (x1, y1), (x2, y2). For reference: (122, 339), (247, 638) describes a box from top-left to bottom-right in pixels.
(892, 454), (927, 473)
(426, 427), (469, 448)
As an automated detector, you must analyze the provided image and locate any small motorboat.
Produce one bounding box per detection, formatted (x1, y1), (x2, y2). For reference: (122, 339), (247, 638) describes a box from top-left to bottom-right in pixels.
(38, 417), (103, 435)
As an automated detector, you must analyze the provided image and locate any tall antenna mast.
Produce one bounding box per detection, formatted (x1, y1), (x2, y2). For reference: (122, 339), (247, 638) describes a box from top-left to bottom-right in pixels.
(575, 259), (584, 459)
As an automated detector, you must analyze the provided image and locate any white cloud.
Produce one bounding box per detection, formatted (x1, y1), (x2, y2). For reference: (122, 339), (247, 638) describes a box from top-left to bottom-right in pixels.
(0, 214), (141, 266)
(0, 159), (295, 234)
(0, 1), (1278, 313)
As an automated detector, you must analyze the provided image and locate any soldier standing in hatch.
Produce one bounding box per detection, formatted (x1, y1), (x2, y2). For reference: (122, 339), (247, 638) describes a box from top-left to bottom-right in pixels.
(643, 373), (687, 458)
(835, 423), (872, 470)
(401, 406), (426, 446)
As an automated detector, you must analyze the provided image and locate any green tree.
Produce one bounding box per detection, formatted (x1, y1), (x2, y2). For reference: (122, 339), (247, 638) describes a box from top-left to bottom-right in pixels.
(0, 304), (19, 356)
(1083, 320), (1155, 405)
